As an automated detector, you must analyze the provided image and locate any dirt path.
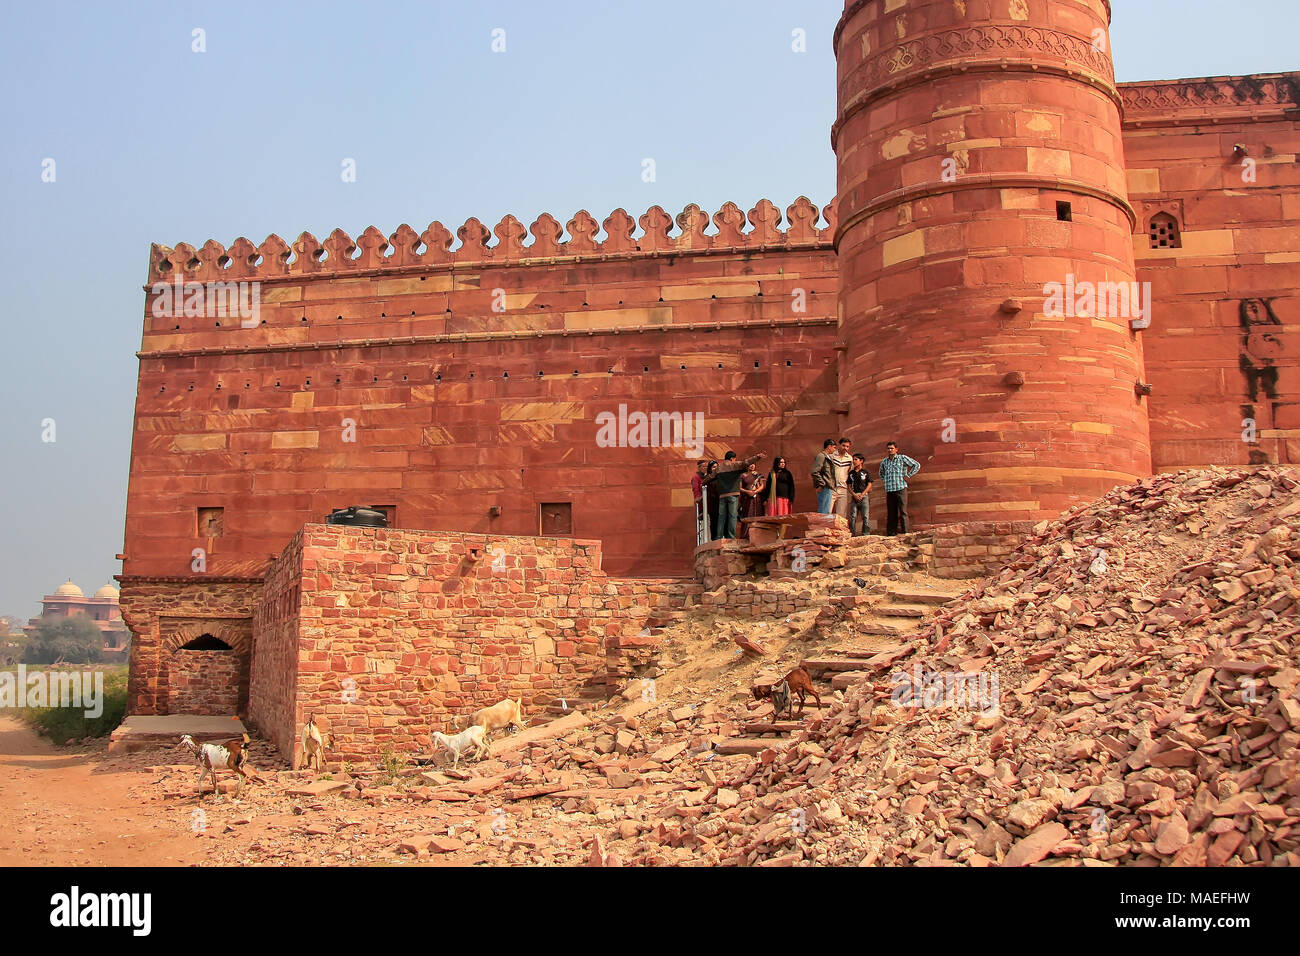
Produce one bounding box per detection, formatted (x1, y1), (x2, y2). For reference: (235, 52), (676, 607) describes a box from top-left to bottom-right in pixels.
(0, 717), (204, 866)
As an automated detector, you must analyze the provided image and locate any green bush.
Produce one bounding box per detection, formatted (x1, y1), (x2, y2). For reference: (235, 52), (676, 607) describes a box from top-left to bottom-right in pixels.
(11, 665), (128, 744)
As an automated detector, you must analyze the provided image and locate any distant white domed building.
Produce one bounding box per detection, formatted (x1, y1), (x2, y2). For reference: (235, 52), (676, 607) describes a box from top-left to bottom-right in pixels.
(25, 579), (131, 658)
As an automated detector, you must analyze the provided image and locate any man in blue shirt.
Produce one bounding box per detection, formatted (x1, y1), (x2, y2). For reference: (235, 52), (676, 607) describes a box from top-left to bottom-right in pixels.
(878, 441), (921, 536)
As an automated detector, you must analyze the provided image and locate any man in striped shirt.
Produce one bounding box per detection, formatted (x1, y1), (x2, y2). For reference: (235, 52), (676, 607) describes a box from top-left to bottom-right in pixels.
(879, 441), (921, 536)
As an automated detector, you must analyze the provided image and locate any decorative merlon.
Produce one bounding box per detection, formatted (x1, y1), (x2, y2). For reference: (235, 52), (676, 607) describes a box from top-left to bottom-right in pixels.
(148, 197), (837, 284)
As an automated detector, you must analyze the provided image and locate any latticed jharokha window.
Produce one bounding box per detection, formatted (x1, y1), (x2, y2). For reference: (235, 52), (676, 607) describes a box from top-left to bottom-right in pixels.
(1149, 212), (1181, 249)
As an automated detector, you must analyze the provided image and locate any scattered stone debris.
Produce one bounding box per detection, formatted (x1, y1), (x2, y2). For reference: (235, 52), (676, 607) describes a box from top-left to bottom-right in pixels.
(79, 467), (1300, 866)
(703, 466), (1300, 866)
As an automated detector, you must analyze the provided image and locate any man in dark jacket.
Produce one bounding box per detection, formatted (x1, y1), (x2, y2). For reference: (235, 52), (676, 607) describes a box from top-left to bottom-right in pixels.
(847, 453), (873, 535)
(704, 449), (765, 539)
(810, 438), (836, 514)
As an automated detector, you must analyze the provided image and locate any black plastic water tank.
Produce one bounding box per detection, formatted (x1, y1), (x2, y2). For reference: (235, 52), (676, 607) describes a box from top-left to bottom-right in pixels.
(326, 506), (388, 528)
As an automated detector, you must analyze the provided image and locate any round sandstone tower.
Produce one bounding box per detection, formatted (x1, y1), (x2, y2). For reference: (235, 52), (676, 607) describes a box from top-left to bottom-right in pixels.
(833, 0), (1152, 528)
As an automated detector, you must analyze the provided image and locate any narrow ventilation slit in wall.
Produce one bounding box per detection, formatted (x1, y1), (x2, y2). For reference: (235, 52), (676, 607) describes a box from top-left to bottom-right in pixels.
(1056, 201), (1073, 222)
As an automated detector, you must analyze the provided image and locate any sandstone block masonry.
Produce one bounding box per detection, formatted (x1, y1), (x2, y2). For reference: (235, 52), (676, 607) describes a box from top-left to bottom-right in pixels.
(693, 519), (1033, 594)
(248, 524), (692, 767)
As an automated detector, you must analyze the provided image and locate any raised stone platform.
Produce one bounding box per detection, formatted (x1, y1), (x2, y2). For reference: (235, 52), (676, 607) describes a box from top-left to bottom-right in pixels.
(694, 517), (1034, 589)
(108, 714), (247, 754)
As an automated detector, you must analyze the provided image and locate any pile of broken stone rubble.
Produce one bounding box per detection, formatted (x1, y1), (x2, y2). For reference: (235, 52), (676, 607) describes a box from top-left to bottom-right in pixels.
(701, 466), (1300, 866)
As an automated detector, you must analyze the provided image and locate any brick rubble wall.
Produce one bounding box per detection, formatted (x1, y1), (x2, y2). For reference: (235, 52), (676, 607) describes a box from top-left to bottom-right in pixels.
(925, 521), (1035, 579)
(118, 578), (260, 715)
(166, 650), (241, 714)
(247, 530), (304, 760)
(692, 520), (1031, 593)
(268, 524), (681, 766)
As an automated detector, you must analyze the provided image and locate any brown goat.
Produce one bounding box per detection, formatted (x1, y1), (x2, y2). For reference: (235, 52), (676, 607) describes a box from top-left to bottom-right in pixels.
(781, 665), (821, 717)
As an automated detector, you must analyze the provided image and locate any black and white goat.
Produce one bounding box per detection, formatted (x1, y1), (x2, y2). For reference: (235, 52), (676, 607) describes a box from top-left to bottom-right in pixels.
(180, 733), (254, 796)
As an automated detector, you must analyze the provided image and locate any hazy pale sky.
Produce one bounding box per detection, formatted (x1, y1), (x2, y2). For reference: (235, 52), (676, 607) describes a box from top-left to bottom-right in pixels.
(0, 0), (1295, 618)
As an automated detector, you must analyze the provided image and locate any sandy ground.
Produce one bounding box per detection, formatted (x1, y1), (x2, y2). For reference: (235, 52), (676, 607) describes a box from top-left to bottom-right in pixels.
(0, 717), (206, 866)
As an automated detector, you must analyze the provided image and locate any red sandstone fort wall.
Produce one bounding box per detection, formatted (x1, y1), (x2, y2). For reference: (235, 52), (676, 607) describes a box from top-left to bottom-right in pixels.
(1120, 74), (1300, 469)
(124, 200), (839, 585)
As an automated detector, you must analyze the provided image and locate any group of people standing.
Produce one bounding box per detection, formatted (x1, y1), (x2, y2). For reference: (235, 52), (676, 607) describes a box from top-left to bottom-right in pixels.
(691, 438), (921, 543)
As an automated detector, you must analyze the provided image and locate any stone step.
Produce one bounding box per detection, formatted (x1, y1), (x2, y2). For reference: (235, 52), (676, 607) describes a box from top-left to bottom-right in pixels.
(875, 603), (931, 619)
(544, 701), (596, 717)
(858, 620), (912, 637)
(846, 559), (907, 574)
(803, 657), (875, 675)
(831, 670), (872, 691)
(834, 647), (895, 659)
(742, 721), (804, 735)
(886, 587), (960, 605)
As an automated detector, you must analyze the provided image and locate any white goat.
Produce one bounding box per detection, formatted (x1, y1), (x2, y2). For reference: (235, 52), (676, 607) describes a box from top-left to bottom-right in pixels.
(431, 725), (490, 768)
(301, 714), (333, 771)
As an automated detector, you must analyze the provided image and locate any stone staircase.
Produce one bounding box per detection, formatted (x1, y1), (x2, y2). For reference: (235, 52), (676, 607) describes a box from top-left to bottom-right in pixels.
(710, 573), (969, 753)
(803, 579), (965, 691)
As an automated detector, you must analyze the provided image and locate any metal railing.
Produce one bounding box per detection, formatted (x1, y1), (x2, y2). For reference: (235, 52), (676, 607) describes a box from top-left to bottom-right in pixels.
(697, 486), (712, 547)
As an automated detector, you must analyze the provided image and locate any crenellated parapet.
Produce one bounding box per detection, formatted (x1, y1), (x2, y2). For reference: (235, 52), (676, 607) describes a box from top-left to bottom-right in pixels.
(148, 197), (836, 284)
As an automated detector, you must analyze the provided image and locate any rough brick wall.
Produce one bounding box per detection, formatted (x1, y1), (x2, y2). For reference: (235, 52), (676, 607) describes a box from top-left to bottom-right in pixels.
(834, 0), (1152, 532)
(247, 531), (303, 758)
(926, 521), (1035, 580)
(166, 650), (241, 715)
(119, 579), (259, 715)
(255, 524), (686, 766)
(1121, 75), (1300, 469)
(125, 204), (839, 585)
